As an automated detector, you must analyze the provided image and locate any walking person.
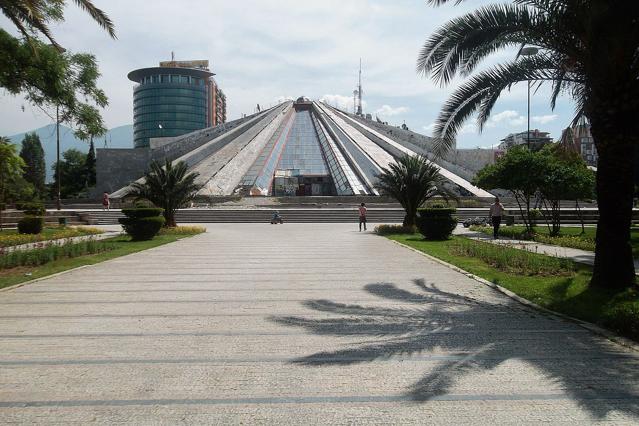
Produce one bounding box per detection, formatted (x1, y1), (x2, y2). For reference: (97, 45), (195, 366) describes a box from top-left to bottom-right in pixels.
(358, 202), (367, 232)
(102, 192), (110, 211)
(489, 197), (505, 239)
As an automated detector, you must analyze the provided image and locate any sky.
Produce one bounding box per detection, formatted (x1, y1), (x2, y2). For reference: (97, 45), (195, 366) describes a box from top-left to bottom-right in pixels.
(0, 0), (576, 149)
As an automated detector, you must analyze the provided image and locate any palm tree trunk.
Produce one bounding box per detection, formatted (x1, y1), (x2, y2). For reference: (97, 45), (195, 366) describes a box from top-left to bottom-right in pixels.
(590, 134), (636, 289)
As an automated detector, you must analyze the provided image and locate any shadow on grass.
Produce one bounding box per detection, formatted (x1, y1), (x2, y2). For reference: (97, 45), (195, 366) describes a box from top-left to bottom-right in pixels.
(271, 278), (639, 419)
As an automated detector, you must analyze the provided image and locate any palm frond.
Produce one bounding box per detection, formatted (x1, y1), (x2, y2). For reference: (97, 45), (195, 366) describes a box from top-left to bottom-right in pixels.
(71, 0), (116, 39)
(432, 55), (568, 156)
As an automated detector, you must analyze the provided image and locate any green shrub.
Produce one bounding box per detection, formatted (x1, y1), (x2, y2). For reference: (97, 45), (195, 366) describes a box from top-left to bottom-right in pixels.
(374, 224), (417, 235)
(120, 207), (164, 219)
(417, 207), (457, 240)
(19, 202), (45, 216)
(120, 216), (165, 241)
(448, 238), (575, 276)
(0, 238), (114, 270)
(17, 216), (44, 234)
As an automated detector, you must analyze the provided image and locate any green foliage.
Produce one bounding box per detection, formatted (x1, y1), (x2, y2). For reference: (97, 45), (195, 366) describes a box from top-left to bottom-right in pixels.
(417, 207), (457, 240)
(417, 0), (639, 289)
(119, 208), (165, 241)
(127, 159), (202, 227)
(376, 154), (454, 227)
(84, 138), (97, 187)
(0, 238), (112, 270)
(0, 226), (103, 248)
(448, 238), (575, 276)
(17, 216), (44, 234)
(19, 133), (46, 198)
(120, 207), (164, 219)
(50, 148), (88, 198)
(0, 137), (34, 205)
(374, 224), (417, 235)
(20, 202), (45, 216)
(0, 29), (109, 133)
(119, 217), (165, 241)
(0, 0), (115, 50)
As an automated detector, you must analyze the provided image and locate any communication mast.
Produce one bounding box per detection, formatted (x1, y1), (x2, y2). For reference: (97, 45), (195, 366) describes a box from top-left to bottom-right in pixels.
(356, 58), (363, 116)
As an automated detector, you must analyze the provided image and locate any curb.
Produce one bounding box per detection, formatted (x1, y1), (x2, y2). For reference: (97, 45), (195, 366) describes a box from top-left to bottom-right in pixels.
(389, 239), (639, 354)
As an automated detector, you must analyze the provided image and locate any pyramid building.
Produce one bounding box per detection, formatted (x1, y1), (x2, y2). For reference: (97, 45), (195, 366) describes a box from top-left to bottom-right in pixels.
(103, 98), (491, 198)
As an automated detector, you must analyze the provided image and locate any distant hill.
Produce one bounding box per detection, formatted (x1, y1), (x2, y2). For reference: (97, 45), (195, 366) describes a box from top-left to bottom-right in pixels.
(8, 124), (133, 182)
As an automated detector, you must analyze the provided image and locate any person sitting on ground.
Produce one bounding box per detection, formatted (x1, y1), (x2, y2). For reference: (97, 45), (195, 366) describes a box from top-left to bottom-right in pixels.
(489, 197), (505, 239)
(271, 211), (283, 224)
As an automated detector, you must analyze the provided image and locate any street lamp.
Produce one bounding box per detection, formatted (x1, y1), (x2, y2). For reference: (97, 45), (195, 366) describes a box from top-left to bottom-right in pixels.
(520, 46), (539, 149)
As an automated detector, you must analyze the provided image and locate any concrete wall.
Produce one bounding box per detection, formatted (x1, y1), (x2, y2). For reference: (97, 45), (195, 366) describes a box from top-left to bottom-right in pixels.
(95, 148), (151, 195)
(446, 149), (498, 173)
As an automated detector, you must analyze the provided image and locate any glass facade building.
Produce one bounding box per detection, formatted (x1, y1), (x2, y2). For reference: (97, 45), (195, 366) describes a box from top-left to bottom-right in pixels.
(128, 67), (214, 148)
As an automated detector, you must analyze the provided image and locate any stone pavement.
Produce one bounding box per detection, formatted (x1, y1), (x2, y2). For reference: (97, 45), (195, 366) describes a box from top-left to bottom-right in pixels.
(1, 224), (638, 424)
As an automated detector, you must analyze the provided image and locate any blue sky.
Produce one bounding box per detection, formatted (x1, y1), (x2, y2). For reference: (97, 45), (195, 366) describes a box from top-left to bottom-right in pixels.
(0, 0), (576, 149)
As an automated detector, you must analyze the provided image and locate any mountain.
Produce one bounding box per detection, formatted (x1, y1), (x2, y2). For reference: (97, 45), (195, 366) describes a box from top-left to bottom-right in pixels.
(8, 124), (133, 182)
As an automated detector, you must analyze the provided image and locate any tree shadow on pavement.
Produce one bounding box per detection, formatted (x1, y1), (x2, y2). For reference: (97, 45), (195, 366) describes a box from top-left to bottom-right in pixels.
(271, 279), (639, 419)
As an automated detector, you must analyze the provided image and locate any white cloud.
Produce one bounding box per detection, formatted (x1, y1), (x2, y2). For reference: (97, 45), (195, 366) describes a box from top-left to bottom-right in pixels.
(532, 114), (558, 124)
(422, 123), (436, 133)
(320, 94), (367, 112)
(275, 96), (294, 103)
(375, 104), (409, 117)
(486, 110), (525, 128)
(458, 123), (476, 135)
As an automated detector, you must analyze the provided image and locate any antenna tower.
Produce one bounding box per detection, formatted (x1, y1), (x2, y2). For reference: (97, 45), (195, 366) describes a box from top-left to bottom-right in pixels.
(357, 59), (363, 115)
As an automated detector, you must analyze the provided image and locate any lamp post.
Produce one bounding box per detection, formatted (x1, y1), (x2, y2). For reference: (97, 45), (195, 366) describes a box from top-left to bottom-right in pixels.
(56, 104), (61, 210)
(520, 46), (539, 149)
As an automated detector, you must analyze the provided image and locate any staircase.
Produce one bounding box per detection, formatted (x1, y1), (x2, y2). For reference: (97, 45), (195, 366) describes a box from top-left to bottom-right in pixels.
(80, 207), (632, 226)
(0, 210), (90, 229)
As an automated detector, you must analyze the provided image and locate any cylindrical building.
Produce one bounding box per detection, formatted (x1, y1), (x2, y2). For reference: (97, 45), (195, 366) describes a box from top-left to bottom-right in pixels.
(128, 66), (214, 148)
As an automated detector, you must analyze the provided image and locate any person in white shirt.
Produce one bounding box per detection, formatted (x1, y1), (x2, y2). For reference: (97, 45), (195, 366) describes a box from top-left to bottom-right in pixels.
(489, 197), (505, 239)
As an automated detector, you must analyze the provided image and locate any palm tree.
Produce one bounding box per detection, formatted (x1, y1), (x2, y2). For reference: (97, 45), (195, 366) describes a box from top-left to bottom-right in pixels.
(126, 159), (202, 228)
(417, 0), (639, 290)
(376, 155), (453, 227)
(0, 0), (116, 49)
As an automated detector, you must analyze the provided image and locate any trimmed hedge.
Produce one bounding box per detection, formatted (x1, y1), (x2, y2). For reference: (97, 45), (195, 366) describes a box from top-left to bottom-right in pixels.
(17, 216), (45, 234)
(374, 224), (417, 235)
(18, 202), (45, 216)
(121, 207), (164, 219)
(417, 207), (457, 240)
(119, 208), (165, 241)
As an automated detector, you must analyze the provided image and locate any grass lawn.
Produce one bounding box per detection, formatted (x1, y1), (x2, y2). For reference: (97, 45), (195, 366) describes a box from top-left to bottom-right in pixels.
(0, 226), (103, 248)
(0, 228), (205, 290)
(387, 234), (639, 342)
(470, 225), (639, 256)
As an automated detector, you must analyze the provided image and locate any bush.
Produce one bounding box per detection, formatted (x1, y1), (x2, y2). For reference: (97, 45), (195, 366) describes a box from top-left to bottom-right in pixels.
(448, 238), (575, 276)
(158, 225), (206, 236)
(17, 216), (44, 234)
(19, 202), (45, 216)
(374, 224), (417, 235)
(0, 238), (114, 270)
(120, 207), (164, 219)
(417, 208), (457, 240)
(120, 216), (165, 241)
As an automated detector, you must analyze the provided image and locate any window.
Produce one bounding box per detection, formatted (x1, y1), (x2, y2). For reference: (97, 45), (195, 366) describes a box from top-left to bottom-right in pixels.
(161, 75), (169, 83)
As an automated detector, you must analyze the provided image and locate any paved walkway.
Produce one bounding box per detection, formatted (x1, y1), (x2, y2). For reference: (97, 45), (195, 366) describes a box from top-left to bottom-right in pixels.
(1, 224), (638, 424)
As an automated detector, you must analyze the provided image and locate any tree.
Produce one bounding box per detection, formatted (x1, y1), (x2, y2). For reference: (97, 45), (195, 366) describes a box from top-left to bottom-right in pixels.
(376, 154), (454, 227)
(0, 0), (115, 50)
(0, 136), (35, 206)
(0, 0), (115, 133)
(417, 0), (639, 290)
(474, 147), (547, 235)
(50, 149), (88, 199)
(538, 147), (595, 236)
(126, 159), (202, 227)
(19, 132), (46, 198)
(85, 138), (96, 188)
